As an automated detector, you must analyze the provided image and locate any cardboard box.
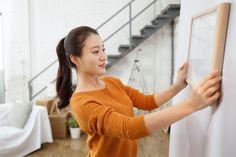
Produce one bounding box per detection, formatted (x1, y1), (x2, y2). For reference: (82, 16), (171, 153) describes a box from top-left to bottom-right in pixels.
(35, 97), (55, 114)
(35, 98), (71, 138)
(50, 110), (70, 138)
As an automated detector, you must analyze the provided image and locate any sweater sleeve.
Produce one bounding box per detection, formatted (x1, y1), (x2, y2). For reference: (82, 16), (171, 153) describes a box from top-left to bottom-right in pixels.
(113, 77), (159, 111)
(71, 100), (150, 140)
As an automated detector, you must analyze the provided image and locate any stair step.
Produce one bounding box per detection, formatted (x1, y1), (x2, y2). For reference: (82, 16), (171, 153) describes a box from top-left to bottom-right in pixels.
(161, 4), (181, 15)
(156, 14), (172, 19)
(140, 25), (160, 34)
(107, 47), (131, 69)
(151, 15), (172, 25)
(145, 25), (158, 29)
(132, 35), (147, 39)
(131, 35), (147, 45)
(107, 52), (122, 58)
(119, 44), (131, 49)
(118, 44), (132, 52)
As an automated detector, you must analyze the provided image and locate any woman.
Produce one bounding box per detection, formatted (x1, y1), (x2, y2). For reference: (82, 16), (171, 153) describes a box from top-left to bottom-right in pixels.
(56, 26), (221, 157)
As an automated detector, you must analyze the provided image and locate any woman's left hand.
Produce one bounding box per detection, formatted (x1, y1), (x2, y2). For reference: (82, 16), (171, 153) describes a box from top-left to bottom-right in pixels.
(175, 62), (188, 90)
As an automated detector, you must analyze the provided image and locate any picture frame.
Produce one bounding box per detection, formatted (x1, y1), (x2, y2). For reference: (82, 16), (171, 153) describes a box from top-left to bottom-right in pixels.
(186, 3), (230, 87)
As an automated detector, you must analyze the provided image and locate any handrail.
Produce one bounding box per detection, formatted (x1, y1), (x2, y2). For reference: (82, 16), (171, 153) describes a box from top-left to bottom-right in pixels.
(28, 0), (158, 101)
(104, 0), (157, 43)
(28, 0), (135, 85)
(29, 59), (57, 83)
(96, 0), (135, 30)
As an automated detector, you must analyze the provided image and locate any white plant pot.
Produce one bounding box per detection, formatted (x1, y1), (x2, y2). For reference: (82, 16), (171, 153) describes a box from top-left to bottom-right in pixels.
(69, 127), (81, 139)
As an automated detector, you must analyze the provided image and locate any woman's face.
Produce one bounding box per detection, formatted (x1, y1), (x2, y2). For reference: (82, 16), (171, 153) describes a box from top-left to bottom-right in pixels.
(78, 34), (107, 75)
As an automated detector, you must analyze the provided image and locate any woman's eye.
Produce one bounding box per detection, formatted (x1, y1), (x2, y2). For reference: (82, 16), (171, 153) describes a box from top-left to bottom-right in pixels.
(92, 51), (99, 54)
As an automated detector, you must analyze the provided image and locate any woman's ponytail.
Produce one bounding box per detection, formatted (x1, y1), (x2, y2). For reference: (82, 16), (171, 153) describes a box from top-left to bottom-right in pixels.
(55, 26), (99, 109)
(56, 38), (73, 109)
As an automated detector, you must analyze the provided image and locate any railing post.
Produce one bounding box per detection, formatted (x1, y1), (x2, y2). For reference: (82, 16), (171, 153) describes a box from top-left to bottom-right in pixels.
(129, 3), (132, 49)
(28, 81), (32, 101)
(170, 20), (175, 85)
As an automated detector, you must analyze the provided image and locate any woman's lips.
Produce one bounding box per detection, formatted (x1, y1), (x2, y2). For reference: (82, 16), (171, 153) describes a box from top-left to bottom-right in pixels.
(99, 63), (105, 68)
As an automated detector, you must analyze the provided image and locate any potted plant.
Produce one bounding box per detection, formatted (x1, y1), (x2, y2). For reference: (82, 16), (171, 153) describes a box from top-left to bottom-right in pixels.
(68, 116), (81, 139)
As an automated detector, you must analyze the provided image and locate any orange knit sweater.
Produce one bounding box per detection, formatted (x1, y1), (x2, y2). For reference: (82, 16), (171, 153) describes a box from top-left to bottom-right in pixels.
(70, 76), (158, 157)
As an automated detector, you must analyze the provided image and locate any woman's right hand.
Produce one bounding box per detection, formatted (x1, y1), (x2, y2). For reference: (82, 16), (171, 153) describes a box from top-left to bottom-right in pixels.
(186, 70), (222, 111)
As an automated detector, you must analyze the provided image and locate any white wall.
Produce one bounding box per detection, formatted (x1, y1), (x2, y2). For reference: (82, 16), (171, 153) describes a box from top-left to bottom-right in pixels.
(0, 0), (180, 102)
(169, 0), (236, 157)
(29, 0), (159, 99)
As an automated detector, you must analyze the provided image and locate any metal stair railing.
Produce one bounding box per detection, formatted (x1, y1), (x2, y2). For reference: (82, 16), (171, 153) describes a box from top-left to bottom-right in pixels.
(28, 0), (158, 101)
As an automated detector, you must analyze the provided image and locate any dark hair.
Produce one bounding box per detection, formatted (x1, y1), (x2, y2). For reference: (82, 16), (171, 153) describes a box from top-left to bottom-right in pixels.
(56, 26), (99, 109)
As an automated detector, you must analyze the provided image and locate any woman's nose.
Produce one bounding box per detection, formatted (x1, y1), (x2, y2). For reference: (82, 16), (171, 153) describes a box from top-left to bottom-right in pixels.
(100, 51), (107, 61)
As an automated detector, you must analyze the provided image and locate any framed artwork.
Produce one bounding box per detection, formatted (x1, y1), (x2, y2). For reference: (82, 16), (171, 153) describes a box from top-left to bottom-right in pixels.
(186, 3), (230, 86)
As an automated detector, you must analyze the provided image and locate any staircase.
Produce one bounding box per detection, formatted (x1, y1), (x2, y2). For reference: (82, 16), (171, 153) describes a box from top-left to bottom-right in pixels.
(106, 4), (180, 68)
(28, 1), (180, 101)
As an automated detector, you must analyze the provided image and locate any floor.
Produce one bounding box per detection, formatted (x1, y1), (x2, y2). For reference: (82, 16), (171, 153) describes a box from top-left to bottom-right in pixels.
(26, 130), (169, 157)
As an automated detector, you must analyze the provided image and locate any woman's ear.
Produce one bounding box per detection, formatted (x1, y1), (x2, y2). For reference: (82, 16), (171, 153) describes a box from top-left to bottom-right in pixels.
(70, 55), (80, 66)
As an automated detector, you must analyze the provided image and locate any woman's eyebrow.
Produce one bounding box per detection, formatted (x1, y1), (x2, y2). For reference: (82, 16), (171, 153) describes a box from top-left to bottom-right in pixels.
(90, 44), (104, 49)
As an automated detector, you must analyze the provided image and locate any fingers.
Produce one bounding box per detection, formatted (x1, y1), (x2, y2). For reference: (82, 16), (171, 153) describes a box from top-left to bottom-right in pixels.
(201, 73), (221, 106)
(205, 83), (220, 97)
(207, 91), (220, 105)
(198, 70), (220, 87)
(202, 76), (222, 92)
(178, 64), (185, 72)
(178, 61), (188, 72)
(182, 62), (188, 72)
(189, 70), (222, 110)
